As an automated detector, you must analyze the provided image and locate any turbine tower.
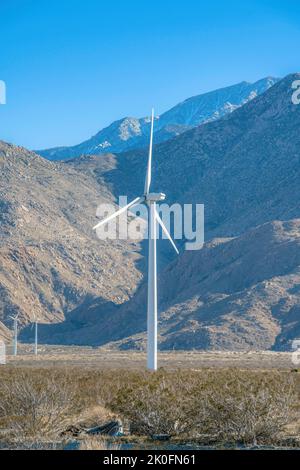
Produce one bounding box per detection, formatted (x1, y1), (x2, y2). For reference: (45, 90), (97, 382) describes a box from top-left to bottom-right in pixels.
(32, 315), (39, 356)
(35, 318), (38, 356)
(93, 109), (179, 371)
(10, 314), (19, 356)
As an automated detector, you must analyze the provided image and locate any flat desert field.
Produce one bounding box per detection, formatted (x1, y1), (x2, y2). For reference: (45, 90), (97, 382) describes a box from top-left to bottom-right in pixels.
(3, 344), (296, 370)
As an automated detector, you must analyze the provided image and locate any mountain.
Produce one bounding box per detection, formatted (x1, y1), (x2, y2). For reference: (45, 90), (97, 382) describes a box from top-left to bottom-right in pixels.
(25, 72), (300, 351)
(126, 219), (300, 352)
(2, 73), (300, 351)
(68, 74), (300, 242)
(157, 77), (279, 127)
(0, 141), (144, 338)
(38, 219), (300, 351)
(37, 77), (279, 161)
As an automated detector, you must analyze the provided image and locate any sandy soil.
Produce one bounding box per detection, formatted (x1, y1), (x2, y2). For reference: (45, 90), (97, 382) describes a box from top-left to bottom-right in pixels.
(2, 344), (295, 370)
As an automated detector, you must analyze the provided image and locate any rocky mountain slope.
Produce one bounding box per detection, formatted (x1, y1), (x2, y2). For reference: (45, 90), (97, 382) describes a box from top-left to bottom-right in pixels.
(0, 142), (144, 337)
(0, 322), (11, 343)
(38, 219), (300, 351)
(37, 77), (278, 160)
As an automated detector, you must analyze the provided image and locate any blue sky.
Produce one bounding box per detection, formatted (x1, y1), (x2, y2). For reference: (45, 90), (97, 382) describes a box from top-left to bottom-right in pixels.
(0, 0), (299, 149)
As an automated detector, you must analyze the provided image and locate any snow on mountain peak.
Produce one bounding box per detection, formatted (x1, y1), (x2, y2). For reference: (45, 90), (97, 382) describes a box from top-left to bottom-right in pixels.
(118, 117), (142, 141)
(37, 76), (281, 161)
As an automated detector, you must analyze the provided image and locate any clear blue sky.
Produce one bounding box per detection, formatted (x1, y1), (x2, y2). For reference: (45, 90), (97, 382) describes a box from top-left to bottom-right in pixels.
(0, 0), (299, 149)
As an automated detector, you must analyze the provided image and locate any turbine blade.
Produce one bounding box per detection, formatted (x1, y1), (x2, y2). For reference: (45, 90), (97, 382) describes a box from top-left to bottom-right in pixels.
(93, 196), (144, 230)
(144, 108), (154, 195)
(155, 209), (179, 255)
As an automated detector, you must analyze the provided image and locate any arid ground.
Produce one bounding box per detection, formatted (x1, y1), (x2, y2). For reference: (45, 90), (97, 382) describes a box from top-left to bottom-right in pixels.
(3, 345), (296, 370)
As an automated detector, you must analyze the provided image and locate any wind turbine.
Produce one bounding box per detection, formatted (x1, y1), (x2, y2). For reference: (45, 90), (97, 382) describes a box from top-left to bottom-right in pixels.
(9, 314), (19, 356)
(32, 314), (39, 356)
(93, 108), (179, 371)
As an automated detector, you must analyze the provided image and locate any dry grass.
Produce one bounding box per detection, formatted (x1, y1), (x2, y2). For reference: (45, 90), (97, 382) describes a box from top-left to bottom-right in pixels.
(75, 405), (116, 430)
(79, 436), (121, 450)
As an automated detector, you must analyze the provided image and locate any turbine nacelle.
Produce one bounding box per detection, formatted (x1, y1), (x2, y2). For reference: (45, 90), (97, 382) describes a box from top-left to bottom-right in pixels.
(145, 192), (166, 203)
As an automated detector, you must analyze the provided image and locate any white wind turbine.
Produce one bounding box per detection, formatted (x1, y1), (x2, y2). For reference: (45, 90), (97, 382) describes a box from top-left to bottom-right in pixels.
(32, 314), (39, 356)
(93, 109), (179, 371)
(9, 314), (19, 356)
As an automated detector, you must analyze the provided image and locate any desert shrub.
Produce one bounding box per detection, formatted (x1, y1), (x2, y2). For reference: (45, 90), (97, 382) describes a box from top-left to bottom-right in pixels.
(192, 370), (296, 445)
(79, 436), (121, 450)
(0, 366), (298, 446)
(0, 370), (78, 442)
(109, 371), (196, 436)
(109, 369), (297, 443)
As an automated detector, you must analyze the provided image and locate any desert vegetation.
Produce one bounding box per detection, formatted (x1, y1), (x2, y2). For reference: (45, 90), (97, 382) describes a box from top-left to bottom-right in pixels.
(0, 370), (78, 446)
(0, 366), (299, 449)
(79, 436), (121, 450)
(109, 369), (298, 445)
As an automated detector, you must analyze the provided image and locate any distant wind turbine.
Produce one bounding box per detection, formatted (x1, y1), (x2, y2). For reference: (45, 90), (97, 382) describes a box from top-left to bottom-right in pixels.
(9, 314), (19, 356)
(93, 109), (179, 371)
(32, 315), (39, 355)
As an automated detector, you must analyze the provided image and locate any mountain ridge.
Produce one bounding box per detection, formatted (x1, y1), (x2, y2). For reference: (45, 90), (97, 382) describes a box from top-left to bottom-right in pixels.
(37, 77), (279, 160)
